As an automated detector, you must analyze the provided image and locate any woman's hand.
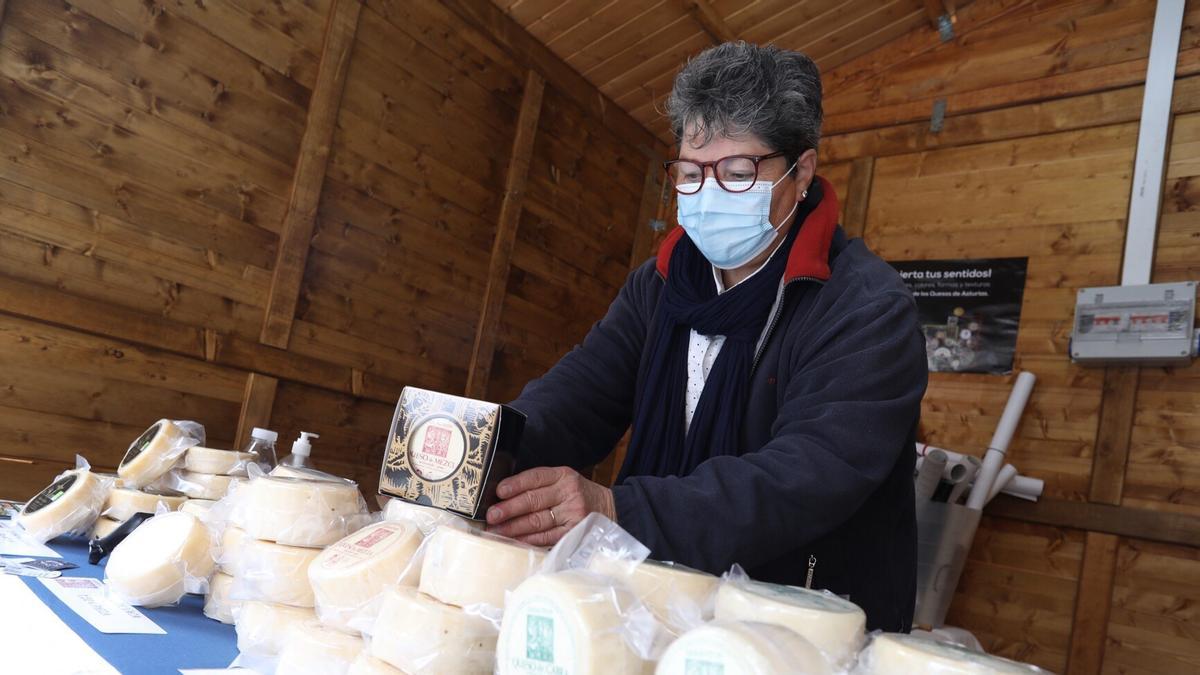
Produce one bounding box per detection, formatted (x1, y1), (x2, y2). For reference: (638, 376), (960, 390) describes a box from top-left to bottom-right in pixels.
(485, 466), (615, 546)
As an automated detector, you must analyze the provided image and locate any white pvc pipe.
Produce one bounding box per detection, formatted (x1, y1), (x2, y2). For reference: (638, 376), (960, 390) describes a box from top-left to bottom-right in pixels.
(966, 371), (1037, 510)
(985, 464), (1019, 504)
(1000, 474), (1044, 502)
(915, 449), (947, 502)
(947, 459), (979, 505)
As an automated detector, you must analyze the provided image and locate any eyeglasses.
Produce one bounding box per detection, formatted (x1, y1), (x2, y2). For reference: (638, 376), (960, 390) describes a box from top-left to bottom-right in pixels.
(663, 151), (788, 195)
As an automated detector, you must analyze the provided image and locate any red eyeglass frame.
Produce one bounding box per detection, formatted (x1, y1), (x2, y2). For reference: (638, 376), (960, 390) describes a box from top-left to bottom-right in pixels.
(663, 151), (788, 194)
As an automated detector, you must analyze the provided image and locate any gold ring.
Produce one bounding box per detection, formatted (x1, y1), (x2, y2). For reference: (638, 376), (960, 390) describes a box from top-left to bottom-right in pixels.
(548, 508), (558, 526)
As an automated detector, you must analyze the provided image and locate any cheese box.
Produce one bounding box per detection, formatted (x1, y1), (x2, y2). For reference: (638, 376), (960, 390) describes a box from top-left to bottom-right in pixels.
(378, 387), (524, 520)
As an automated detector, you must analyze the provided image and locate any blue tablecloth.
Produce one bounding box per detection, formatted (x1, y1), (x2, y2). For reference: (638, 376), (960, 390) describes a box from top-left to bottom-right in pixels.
(15, 536), (239, 674)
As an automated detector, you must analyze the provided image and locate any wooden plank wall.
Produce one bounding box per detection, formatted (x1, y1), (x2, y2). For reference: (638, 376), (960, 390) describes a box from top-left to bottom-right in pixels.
(818, 0), (1200, 672)
(0, 0), (667, 500)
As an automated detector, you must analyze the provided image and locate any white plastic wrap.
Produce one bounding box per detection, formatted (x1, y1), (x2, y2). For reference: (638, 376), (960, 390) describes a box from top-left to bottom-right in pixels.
(234, 600), (316, 657)
(419, 526), (546, 611)
(715, 571), (866, 668)
(150, 470), (235, 500)
(309, 519), (425, 634)
(370, 586), (497, 674)
(854, 632), (1049, 674)
(102, 487), (187, 521)
(232, 538), (321, 607)
(276, 620), (365, 675)
(496, 570), (655, 674)
(117, 419), (205, 488)
(104, 510), (215, 607)
(204, 572), (241, 624)
(235, 470), (371, 547)
(180, 499), (217, 517)
(17, 458), (114, 543)
(588, 556), (717, 634)
(347, 652), (403, 675)
(185, 446), (253, 476)
(656, 620), (834, 675)
(216, 524), (250, 574)
(381, 496), (481, 536)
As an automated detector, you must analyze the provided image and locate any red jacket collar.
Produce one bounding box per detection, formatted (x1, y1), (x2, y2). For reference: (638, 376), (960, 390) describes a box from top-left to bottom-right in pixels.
(655, 174), (840, 282)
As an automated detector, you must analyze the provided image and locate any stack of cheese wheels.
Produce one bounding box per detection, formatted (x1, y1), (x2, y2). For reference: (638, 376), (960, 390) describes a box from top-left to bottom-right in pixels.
(587, 556), (718, 632)
(276, 621), (364, 675)
(185, 446), (253, 476)
(235, 601), (316, 658)
(236, 538), (322, 607)
(714, 578), (867, 668)
(858, 633), (1049, 674)
(371, 586), (497, 674)
(497, 570), (647, 675)
(117, 419), (200, 488)
(308, 520), (424, 634)
(419, 527), (545, 609)
(381, 496), (481, 536)
(239, 473), (367, 547)
(17, 468), (112, 543)
(105, 511), (214, 607)
(103, 487), (187, 521)
(203, 572), (241, 624)
(347, 653), (403, 675)
(656, 621), (833, 675)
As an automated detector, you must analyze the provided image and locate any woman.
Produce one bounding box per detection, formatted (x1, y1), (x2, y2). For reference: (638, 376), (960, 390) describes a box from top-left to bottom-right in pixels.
(486, 42), (927, 632)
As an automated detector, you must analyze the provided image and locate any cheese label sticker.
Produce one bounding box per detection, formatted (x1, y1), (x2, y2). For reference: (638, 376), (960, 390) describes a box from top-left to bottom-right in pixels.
(24, 473), (78, 514)
(407, 416), (466, 482)
(741, 579), (854, 611)
(684, 658), (725, 675)
(122, 421), (162, 466)
(506, 599), (575, 674)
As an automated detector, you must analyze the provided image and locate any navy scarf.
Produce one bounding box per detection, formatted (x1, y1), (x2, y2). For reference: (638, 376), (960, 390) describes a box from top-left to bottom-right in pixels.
(619, 184), (822, 480)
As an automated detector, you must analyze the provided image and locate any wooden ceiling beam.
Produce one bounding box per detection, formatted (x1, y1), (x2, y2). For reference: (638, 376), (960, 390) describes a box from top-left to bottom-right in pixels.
(923, 0), (956, 29)
(681, 0), (737, 45)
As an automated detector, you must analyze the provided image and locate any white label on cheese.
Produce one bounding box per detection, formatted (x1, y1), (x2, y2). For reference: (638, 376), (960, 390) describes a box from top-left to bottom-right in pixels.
(407, 415), (467, 481)
(38, 577), (165, 635)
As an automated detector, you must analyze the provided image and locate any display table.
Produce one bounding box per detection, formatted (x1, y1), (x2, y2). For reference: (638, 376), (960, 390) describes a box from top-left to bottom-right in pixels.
(14, 536), (239, 673)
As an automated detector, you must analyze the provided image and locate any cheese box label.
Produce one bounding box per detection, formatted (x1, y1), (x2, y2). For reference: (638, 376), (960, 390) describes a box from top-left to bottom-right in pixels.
(24, 473), (78, 514)
(122, 421), (162, 466)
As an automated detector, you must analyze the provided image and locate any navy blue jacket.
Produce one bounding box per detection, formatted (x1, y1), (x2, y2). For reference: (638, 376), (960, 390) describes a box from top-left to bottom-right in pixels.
(510, 177), (928, 631)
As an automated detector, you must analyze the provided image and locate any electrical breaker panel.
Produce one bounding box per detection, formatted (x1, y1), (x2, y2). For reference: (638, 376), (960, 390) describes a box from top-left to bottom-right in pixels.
(1071, 282), (1196, 366)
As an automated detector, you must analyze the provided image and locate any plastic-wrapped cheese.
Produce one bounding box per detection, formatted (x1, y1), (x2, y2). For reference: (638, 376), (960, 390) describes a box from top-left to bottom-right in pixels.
(276, 621), (364, 675)
(656, 621), (832, 675)
(90, 516), (122, 540)
(497, 571), (646, 675)
(382, 497), (480, 536)
(309, 520), (424, 633)
(180, 499), (216, 517)
(170, 471), (235, 500)
(347, 653), (403, 675)
(105, 511), (214, 607)
(234, 539), (321, 607)
(103, 488), (187, 521)
(714, 579), (866, 666)
(118, 419), (201, 487)
(17, 468), (111, 543)
(588, 556), (718, 631)
(371, 587), (496, 674)
(858, 633), (1049, 674)
(204, 572), (241, 624)
(420, 528), (544, 609)
(235, 601), (316, 657)
(217, 525), (249, 574)
(240, 474), (367, 547)
(185, 446), (253, 475)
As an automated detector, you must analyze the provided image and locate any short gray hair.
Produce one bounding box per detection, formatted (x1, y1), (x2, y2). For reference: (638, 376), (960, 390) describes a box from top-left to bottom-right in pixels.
(667, 42), (823, 160)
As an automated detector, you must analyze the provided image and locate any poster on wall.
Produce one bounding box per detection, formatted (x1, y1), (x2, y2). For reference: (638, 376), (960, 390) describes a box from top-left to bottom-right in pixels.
(888, 258), (1029, 374)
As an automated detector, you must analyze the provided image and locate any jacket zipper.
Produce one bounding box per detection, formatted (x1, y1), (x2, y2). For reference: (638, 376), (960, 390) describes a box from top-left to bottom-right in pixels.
(805, 555), (817, 589)
(751, 276), (825, 373)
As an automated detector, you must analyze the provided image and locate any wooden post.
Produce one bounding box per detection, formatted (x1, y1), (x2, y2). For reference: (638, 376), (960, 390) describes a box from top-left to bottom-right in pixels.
(1066, 532), (1120, 675)
(464, 70), (546, 400)
(260, 0), (363, 349)
(235, 373), (279, 450)
(842, 156), (875, 240)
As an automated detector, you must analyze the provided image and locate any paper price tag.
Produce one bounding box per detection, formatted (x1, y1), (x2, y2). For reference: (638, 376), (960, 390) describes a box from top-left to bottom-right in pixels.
(38, 577), (165, 634)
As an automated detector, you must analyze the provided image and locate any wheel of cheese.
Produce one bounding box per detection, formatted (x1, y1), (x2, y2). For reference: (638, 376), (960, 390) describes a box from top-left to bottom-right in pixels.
(309, 520), (424, 633)
(714, 579), (866, 666)
(382, 497), (479, 536)
(347, 652), (403, 675)
(185, 447), (253, 475)
(105, 511), (214, 607)
(171, 471), (235, 500)
(419, 528), (545, 609)
(103, 488), (187, 522)
(217, 525), (249, 574)
(239, 475), (367, 547)
(235, 601), (315, 657)
(270, 464), (351, 482)
(118, 419), (199, 487)
(234, 538), (321, 607)
(497, 571), (646, 675)
(17, 469), (110, 543)
(204, 572), (241, 624)
(859, 633), (1048, 674)
(656, 621), (833, 675)
(370, 586), (496, 674)
(90, 516), (123, 540)
(276, 621), (364, 675)
(588, 556), (718, 631)
(180, 499), (216, 517)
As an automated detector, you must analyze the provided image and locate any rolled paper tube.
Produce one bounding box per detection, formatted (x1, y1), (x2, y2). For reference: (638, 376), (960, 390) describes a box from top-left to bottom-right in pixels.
(915, 450), (947, 502)
(947, 460), (979, 505)
(968, 371), (1036, 510)
(1000, 474), (1044, 501)
(986, 464), (1020, 504)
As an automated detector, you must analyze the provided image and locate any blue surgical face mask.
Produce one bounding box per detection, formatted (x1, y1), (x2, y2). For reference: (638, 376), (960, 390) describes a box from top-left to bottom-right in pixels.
(676, 163), (799, 270)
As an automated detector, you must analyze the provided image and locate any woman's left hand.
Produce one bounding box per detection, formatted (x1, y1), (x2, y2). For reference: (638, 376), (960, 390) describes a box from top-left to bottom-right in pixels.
(485, 466), (615, 546)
